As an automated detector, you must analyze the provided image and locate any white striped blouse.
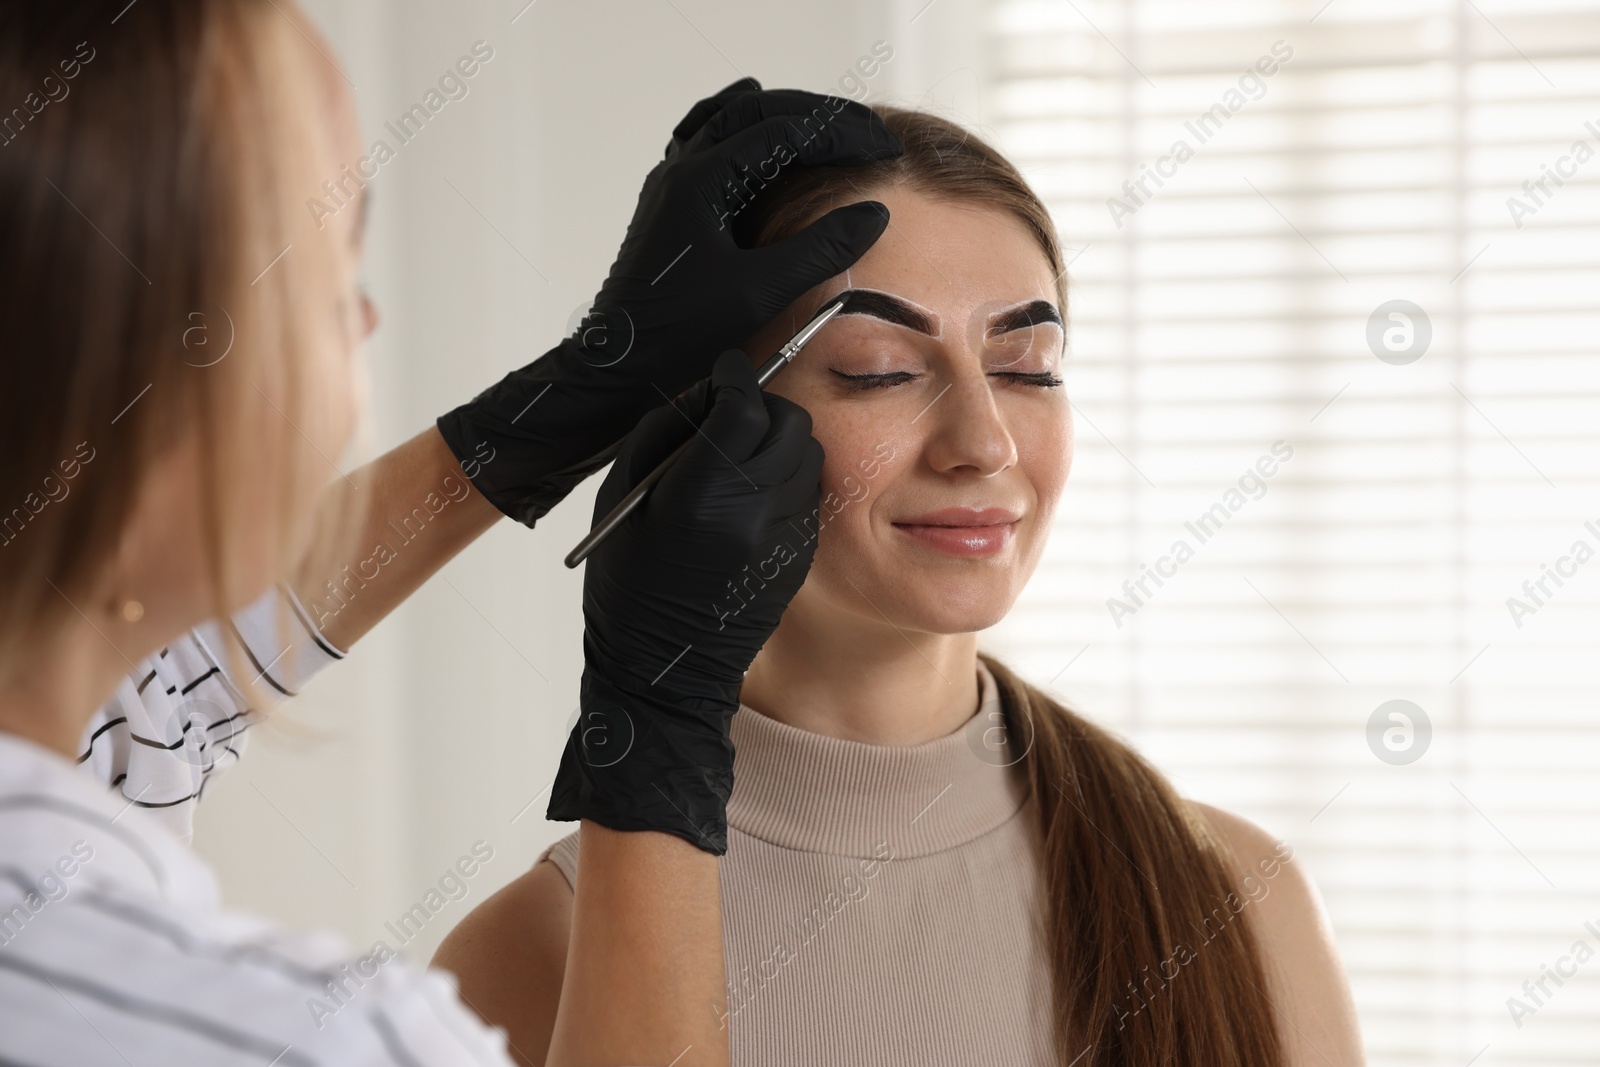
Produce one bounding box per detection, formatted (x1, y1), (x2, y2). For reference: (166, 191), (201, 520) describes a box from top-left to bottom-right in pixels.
(74, 582), (344, 843)
(0, 585), (516, 1065)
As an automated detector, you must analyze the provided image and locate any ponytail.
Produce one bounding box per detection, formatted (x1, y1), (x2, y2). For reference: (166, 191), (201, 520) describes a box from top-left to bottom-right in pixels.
(981, 654), (1284, 1066)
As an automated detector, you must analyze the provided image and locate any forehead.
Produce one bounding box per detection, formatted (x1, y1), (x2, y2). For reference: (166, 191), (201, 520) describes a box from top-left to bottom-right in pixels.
(827, 186), (1057, 318)
(279, 2), (362, 167)
(318, 61), (362, 163)
(298, 12), (365, 235)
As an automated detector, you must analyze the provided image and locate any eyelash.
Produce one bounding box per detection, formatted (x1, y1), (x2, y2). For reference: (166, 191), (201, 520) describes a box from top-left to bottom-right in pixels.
(832, 371), (915, 392)
(994, 371), (1064, 388)
(830, 370), (1063, 392)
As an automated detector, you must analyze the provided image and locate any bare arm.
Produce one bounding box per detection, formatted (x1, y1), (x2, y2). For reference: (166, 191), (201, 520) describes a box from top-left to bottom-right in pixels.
(434, 824), (728, 1067)
(1196, 803), (1366, 1067)
(305, 431), (732, 1066)
(287, 426), (501, 650)
(432, 860), (571, 1066)
(548, 823), (727, 1067)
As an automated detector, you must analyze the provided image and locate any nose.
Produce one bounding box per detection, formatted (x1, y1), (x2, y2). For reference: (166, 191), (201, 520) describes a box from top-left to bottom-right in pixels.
(920, 370), (1018, 477)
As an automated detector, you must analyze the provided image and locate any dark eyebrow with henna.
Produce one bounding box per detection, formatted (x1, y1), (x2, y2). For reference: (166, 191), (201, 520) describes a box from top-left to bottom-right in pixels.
(987, 300), (1062, 336)
(835, 289), (939, 336)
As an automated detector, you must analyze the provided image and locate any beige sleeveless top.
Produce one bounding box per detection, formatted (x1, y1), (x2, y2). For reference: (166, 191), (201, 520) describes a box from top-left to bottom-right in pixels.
(537, 660), (1058, 1065)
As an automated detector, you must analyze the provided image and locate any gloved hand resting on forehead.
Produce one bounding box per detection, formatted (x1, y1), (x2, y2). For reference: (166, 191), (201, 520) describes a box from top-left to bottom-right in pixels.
(436, 78), (899, 527)
(546, 350), (824, 853)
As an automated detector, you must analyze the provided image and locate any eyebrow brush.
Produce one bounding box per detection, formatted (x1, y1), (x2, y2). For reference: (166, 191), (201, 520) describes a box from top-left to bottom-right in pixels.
(563, 295), (849, 568)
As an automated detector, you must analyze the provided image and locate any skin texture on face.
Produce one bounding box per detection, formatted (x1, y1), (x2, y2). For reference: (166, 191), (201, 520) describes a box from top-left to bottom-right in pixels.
(743, 185), (1073, 649)
(310, 13), (376, 462)
(323, 59), (378, 359)
(210, 5), (375, 605)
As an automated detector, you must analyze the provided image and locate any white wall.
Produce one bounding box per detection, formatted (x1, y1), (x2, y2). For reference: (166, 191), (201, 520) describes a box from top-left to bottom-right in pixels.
(193, 0), (990, 964)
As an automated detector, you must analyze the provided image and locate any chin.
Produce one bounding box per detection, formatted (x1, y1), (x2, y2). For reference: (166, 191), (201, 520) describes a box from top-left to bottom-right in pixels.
(907, 604), (1012, 636)
(893, 541), (1034, 629)
(899, 583), (1017, 635)
(823, 561), (1023, 636)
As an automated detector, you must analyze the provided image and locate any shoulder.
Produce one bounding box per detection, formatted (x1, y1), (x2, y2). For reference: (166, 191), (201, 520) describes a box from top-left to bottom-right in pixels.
(431, 838), (576, 1066)
(1190, 802), (1367, 1066)
(1190, 801), (1332, 961)
(1191, 802), (1301, 893)
(539, 828), (580, 888)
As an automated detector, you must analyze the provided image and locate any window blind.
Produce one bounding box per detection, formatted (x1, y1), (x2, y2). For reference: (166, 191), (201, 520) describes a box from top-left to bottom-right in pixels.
(981, 2), (1600, 1063)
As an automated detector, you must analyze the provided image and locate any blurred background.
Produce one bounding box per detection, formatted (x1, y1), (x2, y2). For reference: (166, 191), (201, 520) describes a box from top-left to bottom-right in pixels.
(192, 1), (1600, 1063)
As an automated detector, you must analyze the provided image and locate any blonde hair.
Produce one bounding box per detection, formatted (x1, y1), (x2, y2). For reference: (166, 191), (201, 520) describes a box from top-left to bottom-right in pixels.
(0, 0), (367, 709)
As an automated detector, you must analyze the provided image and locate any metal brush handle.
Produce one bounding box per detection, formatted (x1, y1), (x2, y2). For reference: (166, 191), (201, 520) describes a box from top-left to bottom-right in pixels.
(563, 298), (846, 569)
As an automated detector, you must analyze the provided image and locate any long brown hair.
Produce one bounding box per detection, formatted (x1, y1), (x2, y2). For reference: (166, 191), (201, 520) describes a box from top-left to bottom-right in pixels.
(752, 105), (1284, 1067)
(0, 1), (362, 698)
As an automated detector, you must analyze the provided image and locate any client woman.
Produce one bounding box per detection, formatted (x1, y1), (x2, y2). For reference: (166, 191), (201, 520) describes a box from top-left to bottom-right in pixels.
(436, 108), (1366, 1067)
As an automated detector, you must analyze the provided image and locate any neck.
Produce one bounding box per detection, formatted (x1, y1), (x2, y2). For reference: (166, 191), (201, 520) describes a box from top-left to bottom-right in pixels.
(740, 588), (980, 746)
(0, 609), (162, 760)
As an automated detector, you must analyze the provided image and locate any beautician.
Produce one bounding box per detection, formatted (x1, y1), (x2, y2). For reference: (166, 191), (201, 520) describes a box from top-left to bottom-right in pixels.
(0, 3), (898, 1065)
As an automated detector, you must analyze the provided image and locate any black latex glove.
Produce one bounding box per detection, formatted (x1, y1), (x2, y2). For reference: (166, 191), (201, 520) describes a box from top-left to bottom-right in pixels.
(546, 351), (824, 853)
(436, 78), (898, 527)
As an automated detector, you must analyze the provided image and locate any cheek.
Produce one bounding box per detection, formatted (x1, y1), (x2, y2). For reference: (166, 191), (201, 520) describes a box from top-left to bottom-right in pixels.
(799, 406), (908, 570)
(812, 407), (901, 514)
(1014, 400), (1073, 552)
(1026, 403), (1073, 502)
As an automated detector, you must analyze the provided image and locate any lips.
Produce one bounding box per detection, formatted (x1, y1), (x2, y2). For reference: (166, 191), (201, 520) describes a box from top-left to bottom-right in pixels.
(891, 506), (1022, 557)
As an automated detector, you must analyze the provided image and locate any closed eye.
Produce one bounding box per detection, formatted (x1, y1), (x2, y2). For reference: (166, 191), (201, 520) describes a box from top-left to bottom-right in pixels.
(831, 369), (1062, 391)
(830, 370), (919, 392)
(990, 371), (1062, 388)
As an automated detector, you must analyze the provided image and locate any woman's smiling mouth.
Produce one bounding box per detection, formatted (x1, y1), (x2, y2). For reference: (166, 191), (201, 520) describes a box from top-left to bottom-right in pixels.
(891, 506), (1021, 557)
